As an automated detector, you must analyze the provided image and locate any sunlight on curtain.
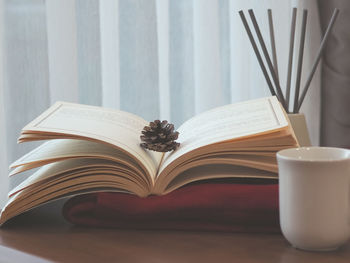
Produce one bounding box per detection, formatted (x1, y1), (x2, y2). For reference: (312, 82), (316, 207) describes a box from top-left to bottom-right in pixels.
(100, 0), (120, 109)
(2, 0), (50, 206)
(0, 0), (321, 207)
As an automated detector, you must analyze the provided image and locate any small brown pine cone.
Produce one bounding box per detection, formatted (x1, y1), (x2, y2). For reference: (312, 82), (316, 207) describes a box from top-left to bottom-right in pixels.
(140, 120), (180, 152)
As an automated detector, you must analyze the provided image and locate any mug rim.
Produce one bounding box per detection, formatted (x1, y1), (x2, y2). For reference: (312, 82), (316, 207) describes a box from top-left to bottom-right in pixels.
(277, 146), (350, 162)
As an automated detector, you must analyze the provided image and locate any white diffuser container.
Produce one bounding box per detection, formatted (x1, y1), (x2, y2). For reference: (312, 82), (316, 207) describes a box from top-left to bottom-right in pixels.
(287, 113), (311, 147)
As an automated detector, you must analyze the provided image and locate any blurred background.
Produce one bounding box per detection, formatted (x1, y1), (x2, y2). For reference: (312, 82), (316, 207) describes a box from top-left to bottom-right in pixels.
(1, 0), (348, 207)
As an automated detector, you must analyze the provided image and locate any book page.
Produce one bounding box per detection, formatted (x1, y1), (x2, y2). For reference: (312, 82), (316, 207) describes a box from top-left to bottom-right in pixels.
(9, 139), (146, 179)
(21, 102), (163, 180)
(9, 158), (132, 196)
(161, 164), (277, 195)
(9, 158), (149, 199)
(158, 96), (288, 175)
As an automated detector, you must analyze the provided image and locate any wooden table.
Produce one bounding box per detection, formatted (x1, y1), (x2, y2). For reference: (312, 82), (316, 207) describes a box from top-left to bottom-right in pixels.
(0, 204), (349, 263)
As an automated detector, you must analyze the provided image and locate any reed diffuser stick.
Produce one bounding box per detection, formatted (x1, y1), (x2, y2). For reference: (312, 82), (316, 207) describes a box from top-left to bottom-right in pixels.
(292, 10), (308, 113)
(248, 9), (286, 108)
(268, 9), (279, 81)
(285, 8), (297, 112)
(297, 8), (339, 111)
(238, 11), (277, 98)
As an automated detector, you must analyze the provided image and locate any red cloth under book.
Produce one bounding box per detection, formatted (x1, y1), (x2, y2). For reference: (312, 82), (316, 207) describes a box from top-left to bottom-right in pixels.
(63, 183), (280, 233)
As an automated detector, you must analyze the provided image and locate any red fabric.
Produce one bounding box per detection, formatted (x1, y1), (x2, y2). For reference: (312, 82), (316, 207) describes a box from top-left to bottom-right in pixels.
(63, 183), (280, 233)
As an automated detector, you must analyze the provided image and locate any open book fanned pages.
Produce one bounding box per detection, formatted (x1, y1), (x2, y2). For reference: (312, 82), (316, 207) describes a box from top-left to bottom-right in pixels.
(0, 96), (298, 225)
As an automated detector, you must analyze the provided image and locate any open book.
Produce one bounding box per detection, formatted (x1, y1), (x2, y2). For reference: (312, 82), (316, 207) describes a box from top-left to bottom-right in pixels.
(0, 96), (298, 225)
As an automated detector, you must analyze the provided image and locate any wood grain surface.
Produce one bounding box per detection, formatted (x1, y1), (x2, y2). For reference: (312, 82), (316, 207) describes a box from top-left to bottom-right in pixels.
(0, 205), (349, 263)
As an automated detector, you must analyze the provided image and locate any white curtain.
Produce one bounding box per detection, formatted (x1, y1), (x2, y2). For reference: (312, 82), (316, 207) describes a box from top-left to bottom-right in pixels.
(0, 0), (321, 207)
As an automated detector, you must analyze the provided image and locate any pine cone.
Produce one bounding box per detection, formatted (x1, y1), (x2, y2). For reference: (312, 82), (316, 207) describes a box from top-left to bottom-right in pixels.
(140, 120), (180, 152)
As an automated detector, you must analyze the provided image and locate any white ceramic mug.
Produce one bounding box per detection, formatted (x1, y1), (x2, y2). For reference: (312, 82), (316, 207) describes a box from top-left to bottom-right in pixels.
(277, 147), (350, 251)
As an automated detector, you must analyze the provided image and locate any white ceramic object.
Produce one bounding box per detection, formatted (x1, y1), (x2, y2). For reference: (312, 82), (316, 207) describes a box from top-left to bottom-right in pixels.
(277, 147), (350, 251)
(287, 113), (311, 147)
